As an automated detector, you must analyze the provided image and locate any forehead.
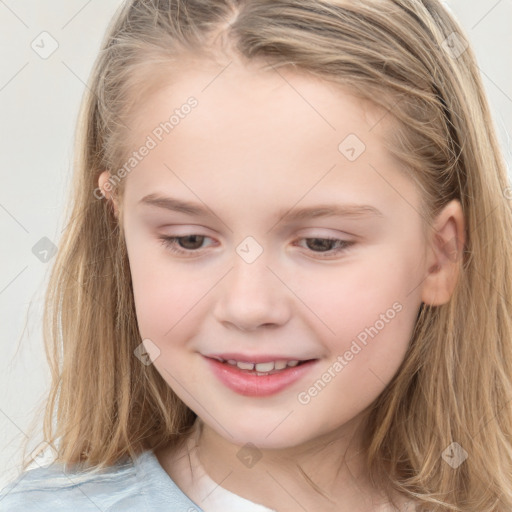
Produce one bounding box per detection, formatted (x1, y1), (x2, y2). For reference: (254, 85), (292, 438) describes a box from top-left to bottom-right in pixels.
(128, 56), (388, 144)
(119, 58), (419, 222)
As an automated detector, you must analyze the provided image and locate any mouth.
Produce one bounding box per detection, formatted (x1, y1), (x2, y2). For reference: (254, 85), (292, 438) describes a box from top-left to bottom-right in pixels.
(207, 356), (315, 375)
(203, 355), (319, 396)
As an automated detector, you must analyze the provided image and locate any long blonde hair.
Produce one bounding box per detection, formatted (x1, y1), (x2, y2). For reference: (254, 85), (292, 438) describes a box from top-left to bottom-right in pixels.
(20, 1), (512, 510)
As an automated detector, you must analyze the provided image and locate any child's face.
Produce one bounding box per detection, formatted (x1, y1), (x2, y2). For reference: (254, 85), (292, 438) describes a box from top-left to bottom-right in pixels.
(117, 59), (430, 449)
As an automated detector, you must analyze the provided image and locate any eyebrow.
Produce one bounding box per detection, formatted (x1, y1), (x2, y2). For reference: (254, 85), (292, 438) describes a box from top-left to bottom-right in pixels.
(138, 193), (383, 222)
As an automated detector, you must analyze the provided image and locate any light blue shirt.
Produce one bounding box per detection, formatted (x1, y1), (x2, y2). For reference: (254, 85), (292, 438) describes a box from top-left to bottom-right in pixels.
(0, 449), (205, 511)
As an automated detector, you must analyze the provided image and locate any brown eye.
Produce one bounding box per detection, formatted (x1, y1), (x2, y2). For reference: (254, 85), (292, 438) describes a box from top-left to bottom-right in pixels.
(159, 234), (213, 255)
(174, 235), (205, 250)
(304, 238), (339, 252)
(295, 237), (355, 259)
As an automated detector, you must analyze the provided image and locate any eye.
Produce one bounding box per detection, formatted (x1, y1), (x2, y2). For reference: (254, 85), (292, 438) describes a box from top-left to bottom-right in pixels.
(294, 237), (355, 258)
(159, 234), (214, 255)
(159, 234), (354, 259)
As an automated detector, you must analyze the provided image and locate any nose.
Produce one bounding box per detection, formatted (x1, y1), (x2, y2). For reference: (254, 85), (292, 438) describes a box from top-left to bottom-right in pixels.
(212, 251), (292, 332)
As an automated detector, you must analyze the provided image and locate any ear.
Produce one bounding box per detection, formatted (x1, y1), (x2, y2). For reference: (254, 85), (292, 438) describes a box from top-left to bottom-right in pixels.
(421, 199), (465, 306)
(98, 170), (119, 218)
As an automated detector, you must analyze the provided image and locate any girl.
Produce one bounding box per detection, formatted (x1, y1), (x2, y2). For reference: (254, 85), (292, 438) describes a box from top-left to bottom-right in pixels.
(1, 0), (512, 510)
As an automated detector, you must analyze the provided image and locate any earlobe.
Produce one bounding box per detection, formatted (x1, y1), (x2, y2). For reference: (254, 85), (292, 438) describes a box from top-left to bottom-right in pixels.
(98, 170), (119, 218)
(420, 199), (465, 306)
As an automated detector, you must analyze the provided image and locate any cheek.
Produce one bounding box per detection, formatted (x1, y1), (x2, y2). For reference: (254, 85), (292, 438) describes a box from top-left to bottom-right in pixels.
(124, 227), (206, 341)
(293, 278), (418, 435)
(294, 249), (421, 388)
(292, 247), (420, 338)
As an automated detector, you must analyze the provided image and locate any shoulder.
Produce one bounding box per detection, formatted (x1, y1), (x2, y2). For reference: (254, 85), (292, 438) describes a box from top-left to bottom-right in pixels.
(0, 450), (204, 512)
(0, 455), (141, 511)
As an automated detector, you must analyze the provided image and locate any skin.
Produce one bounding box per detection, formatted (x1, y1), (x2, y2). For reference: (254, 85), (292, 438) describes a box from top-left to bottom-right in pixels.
(99, 57), (464, 511)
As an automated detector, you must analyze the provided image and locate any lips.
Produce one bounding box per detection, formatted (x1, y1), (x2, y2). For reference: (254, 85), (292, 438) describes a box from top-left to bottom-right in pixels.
(204, 355), (318, 396)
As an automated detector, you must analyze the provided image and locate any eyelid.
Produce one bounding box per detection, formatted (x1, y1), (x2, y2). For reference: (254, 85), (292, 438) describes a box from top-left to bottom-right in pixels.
(157, 232), (356, 259)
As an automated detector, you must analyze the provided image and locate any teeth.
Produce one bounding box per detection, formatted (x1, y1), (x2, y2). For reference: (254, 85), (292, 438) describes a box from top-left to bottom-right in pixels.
(254, 361), (274, 372)
(236, 361), (255, 370)
(222, 359), (304, 372)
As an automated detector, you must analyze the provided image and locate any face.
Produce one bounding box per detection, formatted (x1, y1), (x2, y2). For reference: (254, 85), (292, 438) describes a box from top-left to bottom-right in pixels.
(116, 58), (429, 450)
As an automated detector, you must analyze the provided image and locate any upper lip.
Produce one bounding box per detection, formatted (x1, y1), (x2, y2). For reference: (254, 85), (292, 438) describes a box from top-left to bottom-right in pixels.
(204, 353), (316, 363)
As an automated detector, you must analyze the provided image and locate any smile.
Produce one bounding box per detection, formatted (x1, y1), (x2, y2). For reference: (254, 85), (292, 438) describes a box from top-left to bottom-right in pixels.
(204, 356), (318, 396)
(209, 356), (305, 374)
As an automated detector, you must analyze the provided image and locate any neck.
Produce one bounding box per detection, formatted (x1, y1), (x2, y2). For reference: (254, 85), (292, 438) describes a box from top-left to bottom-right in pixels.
(192, 414), (396, 512)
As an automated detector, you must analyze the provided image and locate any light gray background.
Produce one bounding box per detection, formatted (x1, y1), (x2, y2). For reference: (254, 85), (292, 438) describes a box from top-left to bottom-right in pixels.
(0, 0), (511, 487)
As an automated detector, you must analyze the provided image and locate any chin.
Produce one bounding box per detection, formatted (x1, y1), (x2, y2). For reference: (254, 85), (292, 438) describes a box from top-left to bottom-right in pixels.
(209, 414), (317, 451)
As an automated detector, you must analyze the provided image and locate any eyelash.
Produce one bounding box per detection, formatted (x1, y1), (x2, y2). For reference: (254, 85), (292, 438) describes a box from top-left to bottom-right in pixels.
(158, 235), (355, 259)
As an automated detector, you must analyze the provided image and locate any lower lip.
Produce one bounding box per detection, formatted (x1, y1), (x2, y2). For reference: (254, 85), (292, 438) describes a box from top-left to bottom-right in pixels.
(205, 357), (318, 397)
